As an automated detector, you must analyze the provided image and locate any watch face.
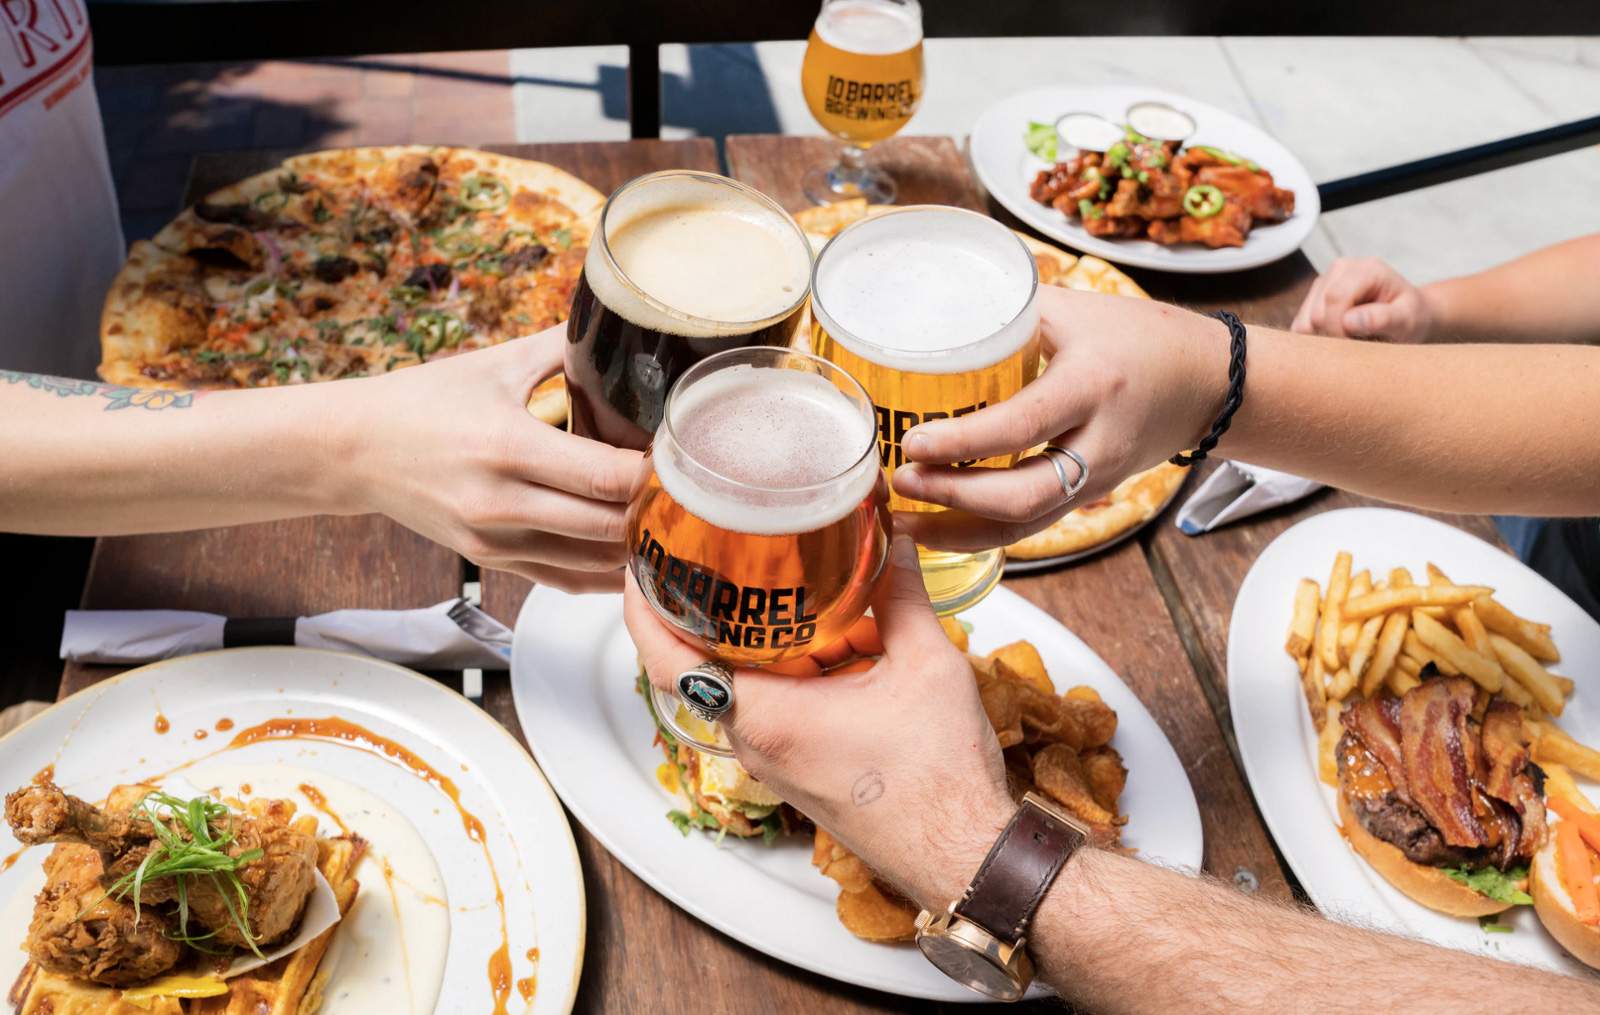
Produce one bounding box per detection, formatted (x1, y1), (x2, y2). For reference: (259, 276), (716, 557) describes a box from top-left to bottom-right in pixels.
(917, 934), (1022, 1001)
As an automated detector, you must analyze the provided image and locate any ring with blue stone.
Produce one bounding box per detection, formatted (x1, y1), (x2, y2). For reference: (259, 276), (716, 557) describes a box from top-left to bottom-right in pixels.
(676, 660), (735, 723)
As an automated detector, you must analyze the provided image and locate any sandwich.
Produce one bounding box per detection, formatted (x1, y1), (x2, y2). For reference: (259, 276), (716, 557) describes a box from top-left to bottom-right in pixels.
(1338, 672), (1547, 916)
(1337, 670), (1600, 966)
(640, 675), (799, 843)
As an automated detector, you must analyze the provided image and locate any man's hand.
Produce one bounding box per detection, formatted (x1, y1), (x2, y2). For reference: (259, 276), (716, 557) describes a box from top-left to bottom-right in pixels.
(890, 286), (1228, 553)
(1290, 256), (1434, 343)
(340, 324), (643, 593)
(625, 533), (1014, 909)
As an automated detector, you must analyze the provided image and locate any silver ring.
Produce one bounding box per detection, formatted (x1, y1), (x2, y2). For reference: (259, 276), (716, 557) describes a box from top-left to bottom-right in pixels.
(676, 661), (735, 723)
(1041, 445), (1089, 504)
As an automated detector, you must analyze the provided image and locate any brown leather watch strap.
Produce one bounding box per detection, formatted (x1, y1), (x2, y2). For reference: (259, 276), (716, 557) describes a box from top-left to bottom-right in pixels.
(954, 796), (1086, 946)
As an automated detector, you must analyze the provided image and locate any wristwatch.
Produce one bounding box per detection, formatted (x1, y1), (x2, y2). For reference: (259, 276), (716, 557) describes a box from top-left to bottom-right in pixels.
(913, 792), (1090, 1001)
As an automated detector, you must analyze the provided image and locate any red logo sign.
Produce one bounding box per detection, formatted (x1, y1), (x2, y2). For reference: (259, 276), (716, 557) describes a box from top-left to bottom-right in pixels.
(0, 0), (91, 119)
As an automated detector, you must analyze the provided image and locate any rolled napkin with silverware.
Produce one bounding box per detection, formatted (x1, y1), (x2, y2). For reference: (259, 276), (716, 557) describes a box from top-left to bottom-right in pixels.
(1173, 461), (1324, 535)
(60, 598), (511, 669)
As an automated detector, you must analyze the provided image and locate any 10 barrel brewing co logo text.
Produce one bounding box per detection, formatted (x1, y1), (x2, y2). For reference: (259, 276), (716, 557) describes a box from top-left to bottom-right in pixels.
(636, 529), (821, 651)
(821, 74), (918, 125)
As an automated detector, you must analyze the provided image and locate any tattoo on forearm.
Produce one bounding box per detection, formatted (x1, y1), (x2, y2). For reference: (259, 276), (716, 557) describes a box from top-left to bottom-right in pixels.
(1, 371), (194, 411)
(851, 770), (885, 807)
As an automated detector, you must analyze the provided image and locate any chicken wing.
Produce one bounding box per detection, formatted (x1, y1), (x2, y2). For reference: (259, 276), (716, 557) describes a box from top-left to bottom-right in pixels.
(25, 843), (187, 986)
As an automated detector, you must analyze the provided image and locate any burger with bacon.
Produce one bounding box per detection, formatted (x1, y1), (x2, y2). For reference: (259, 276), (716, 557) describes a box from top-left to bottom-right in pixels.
(1337, 671), (1548, 917)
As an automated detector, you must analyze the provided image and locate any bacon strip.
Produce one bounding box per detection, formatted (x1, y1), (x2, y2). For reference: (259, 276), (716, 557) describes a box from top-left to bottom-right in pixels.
(1480, 699), (1548, 858)
(1398, 677), (1487, 848)
(1341, 697), (1412, 805)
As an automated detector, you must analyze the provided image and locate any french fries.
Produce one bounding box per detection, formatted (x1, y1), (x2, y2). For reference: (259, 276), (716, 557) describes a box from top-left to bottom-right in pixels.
(1285, 578), (1319, 660)
(1319, 553), (1351, 671)
(1541, 763), (1600, 816)
(1283, 553), (1592, 785)
(1410, 610), (1504, 693)
(1362, 610), (1408, 698)
(1340, 583), (1490, 621)
(1473, 593), (1560, 662)
(1488, 633), (1564, 715)
(1528, 718), (1600, 783)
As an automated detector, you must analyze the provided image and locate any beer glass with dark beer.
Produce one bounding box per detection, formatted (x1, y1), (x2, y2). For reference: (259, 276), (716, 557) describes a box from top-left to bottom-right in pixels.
(810, 206), (1041, 616)
(565, 171), (813, 449)
(629, 346), (889, 754)
(800, 0), (924, 205)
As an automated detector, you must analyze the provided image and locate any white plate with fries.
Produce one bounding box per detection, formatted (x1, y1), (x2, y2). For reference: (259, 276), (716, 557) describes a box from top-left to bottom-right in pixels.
(1230, 508), (1600, 973)
(512, 584), (1203, 1001)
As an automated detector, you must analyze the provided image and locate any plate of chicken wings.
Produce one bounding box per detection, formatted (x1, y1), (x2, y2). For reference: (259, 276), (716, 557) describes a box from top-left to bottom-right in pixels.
(0, 648), (584, 1014)
(971, 84), (1319, 273)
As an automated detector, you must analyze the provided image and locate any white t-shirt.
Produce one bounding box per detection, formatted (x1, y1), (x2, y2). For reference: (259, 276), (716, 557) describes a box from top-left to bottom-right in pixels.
(0, 0), (124, 379)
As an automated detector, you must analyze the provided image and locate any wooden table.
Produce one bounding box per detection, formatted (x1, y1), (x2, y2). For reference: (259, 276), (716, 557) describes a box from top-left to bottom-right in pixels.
(61, 135), (1509, 1014)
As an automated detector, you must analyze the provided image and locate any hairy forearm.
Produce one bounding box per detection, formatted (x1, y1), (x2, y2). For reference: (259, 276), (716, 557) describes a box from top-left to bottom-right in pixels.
(1422, 235), (1600, 345)
(0, 373), (354, 535)
(1213, 329), (1600, 516)
(1028, 850), (1598, 1013)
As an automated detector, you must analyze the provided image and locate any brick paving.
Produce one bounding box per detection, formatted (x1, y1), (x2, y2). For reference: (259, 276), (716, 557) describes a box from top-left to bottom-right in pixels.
(94, 50), (518, 243)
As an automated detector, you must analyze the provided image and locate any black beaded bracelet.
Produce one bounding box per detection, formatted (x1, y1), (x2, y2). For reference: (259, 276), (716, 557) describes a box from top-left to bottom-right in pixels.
(1170, 310), (1247, 467)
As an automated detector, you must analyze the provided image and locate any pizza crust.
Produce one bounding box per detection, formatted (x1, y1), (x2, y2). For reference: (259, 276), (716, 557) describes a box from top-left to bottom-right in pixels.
(1006, 461), (1189, 560)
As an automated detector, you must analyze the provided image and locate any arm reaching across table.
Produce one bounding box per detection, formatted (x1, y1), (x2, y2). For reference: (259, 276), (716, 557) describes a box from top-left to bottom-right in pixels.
(1291, 235), (1600, 345)
(889, 285), (1600, 552)
(0, 324), (640, 593)
(628, 536), (1600, 1013)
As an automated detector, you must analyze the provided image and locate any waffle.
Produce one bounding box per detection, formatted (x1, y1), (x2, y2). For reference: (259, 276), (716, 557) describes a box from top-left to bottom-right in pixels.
(8, 824), (366, 1015)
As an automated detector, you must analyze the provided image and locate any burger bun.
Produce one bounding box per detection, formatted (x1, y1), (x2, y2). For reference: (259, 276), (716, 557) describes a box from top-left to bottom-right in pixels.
(1530, 831), (1600, 970)
(1338, 794), (1514, 917)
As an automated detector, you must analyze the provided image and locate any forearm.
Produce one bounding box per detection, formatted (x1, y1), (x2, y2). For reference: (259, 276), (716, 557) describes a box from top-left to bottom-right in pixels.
(1212, 328), (1600, 516)
(1421, 235), (1600, 345)
(1027, 850), (1599, 1014)
(0, 374), (357, 535)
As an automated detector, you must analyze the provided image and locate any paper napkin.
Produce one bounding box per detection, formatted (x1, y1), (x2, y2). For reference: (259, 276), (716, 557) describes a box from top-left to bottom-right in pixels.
(61, 598), (511, 669)
(1173, 461), (1324, 535)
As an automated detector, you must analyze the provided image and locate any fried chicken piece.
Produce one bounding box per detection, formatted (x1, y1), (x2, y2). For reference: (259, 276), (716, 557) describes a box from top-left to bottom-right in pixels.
(26, 844), (187, 986)
(1195, 165), (1295, 223)
(1083, 211), (1148, 239)
(1147, 199), (1252, 248)
(7, 784), (319, 951)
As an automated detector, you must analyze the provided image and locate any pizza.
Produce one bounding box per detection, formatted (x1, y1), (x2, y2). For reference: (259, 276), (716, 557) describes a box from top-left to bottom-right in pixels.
(1006, 461), (1188, 560)
(99, 146), (601, 422)
(791, 199), (1183, 560)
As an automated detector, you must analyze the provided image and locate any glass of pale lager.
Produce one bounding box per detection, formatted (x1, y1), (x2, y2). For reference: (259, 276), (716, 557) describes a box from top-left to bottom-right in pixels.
(800, 0), (924, 205)
(628, 346), (890, 755)
(565, 171), (813, 450)
(810, 206), (1041, 616)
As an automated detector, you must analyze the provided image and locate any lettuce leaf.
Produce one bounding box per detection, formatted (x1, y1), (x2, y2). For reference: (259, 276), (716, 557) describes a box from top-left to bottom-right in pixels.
(1445, 864), (1533, 905)
(1023, 122), (1057, 163)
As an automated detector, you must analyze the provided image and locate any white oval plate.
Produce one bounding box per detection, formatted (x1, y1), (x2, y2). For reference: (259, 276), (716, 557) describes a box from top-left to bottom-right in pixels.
(512, 584), (1203, 1001)
(1229, 508), (1600, 973)
(0, 648), (584, 1014)
(970, 84), (1319, 274)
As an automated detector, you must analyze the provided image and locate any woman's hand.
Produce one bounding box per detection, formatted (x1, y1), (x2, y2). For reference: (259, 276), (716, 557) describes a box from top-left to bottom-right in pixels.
(890, 286), (1228, 553)
(625, 534), (1014, 909)
(337, 324), (643, 593)
(1290, 256), (1434, 343)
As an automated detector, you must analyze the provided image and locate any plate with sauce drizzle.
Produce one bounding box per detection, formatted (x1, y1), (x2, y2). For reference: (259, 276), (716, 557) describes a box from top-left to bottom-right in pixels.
(0, 647), (583, 1015)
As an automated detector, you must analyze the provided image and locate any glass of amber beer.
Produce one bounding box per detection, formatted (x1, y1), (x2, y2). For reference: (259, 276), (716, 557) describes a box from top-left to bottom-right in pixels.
(810, 206), (1041, 616)
(800, 0), (924, 205)
(565, 171), (813, 450)
(628, 346), (889, 755)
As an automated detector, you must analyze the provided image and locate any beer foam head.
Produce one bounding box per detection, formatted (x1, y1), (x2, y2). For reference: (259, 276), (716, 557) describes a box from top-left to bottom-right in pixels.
(810, 206), (1039, 375)
(815, 0), (923, 54)
(588, 173), (812, 337)
(657, 364), (879, 536)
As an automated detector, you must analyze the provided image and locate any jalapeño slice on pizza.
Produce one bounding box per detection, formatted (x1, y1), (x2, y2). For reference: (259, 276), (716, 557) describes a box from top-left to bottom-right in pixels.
(100, 146), (603, 389)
